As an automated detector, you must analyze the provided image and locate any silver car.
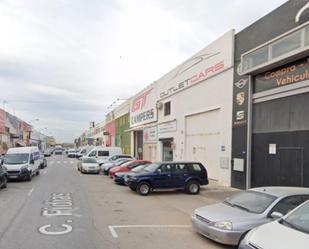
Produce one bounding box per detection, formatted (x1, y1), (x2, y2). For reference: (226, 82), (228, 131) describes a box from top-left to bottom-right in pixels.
(239, 200), (309, 249)
(192, 187), (309, 246)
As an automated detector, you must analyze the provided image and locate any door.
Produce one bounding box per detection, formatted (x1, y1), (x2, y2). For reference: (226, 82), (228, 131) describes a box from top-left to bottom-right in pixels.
(162, 140), (173, 161)
(279, 148), (303, 186)
(185, 109), (220, 180)
(171, 163), (188, 188)
(152, 164), (172, 188)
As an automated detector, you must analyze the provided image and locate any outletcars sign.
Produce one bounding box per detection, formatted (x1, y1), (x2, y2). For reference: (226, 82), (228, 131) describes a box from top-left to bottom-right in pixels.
(158, 30), (234, 100)
(130, 86), (157, 127)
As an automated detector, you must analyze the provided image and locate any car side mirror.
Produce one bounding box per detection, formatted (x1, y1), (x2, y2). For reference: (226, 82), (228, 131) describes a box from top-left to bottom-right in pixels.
(157, 169), (161, 174)
(270, 211), (283, 219)
(30, 159), (34, 164)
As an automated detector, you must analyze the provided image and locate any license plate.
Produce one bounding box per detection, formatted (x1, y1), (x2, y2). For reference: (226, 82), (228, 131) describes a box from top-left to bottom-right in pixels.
(9, 175), (18, 179)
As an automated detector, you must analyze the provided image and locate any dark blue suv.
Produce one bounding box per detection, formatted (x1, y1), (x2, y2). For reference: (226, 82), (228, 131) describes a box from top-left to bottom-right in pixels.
(126, 162), (208, 196)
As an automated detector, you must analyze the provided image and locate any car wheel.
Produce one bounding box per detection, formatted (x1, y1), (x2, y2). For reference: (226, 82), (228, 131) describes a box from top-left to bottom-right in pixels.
(185, 180), (200, 195)
(1, 176), (7, 188)
(26, 172), (32, 181)
(137, 182), (151, 196)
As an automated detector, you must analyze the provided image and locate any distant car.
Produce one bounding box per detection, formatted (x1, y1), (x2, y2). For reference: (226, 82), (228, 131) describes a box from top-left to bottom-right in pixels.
(126, 162), (208, 196)
(102, 158), (132, 175)
(0, 163), (8, 189)
(109, 160), (151, 178)
(67, 149), (77, 158)
(239, 199), (309, 249)
(115, 164), (150, 185)
(54, 149), (63, 155)
(78, 157), (100, 174)
(43, 149), (52, 157)
(192, 187), (309, 246)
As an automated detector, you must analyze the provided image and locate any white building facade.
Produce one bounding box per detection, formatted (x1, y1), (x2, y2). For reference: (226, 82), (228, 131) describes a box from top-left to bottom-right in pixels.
(153, 30), (235, 186)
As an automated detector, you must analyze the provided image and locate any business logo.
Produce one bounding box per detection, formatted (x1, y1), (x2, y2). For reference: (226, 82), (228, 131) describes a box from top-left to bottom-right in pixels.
(236, 110), (245, 121)
(234, 79), (248, 89)
(173, 52), (221, 79)
(236, 92), (245, 106)
(131, 88), (153, 112)
(295, 2), (309, 23)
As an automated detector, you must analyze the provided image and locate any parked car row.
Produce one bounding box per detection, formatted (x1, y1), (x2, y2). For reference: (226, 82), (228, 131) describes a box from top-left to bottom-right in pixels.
(191, 186), (309, 248)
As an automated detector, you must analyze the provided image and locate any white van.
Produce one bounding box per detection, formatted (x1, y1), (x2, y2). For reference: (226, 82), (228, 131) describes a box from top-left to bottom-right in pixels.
(3, 146), (41, 181)
(85, 146), (122, 165)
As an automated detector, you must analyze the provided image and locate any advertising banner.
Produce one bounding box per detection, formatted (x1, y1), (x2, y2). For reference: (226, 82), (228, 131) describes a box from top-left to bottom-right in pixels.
(130, 86), (157, 127)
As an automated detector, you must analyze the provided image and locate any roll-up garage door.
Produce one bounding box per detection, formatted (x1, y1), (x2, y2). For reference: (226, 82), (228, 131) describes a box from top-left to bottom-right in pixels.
(185, 109), (220, 180)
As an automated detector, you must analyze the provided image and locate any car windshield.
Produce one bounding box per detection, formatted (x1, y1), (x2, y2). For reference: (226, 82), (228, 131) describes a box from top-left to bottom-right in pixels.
(282, 201), (309, 234)
(143, 163), (160, 173)
(4, 153), (29, 165)
(132, 165), (147, 172)
(82, 158), (97, 163)
(223, 191), (277, 214)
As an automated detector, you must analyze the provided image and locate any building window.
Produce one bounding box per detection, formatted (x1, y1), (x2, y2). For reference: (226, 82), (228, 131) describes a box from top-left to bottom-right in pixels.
(272, 31), (301, 59)
(243, 46), (268, 72)
(164, 102), (171, 116)
(240, 23), (309, 74)
(305, 26), (309, 46)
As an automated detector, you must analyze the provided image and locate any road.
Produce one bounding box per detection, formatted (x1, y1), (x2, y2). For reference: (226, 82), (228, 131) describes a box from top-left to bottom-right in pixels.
(0, 155), (238, 249)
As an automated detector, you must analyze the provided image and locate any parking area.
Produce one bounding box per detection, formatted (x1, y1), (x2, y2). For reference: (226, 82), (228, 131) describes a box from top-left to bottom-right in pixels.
(80, 169), (239, 249)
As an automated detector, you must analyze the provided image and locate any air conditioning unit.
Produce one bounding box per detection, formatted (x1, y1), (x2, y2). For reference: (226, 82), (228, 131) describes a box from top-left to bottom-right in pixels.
(156, 102), (163, 110)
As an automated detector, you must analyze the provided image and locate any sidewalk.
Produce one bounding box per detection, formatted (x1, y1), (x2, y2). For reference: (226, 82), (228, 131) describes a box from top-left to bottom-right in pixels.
(200, 179), (240, 202)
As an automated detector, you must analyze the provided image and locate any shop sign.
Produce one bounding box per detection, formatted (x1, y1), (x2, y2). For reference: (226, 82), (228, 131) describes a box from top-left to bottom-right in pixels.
(158, 120), (177, 133)
(143, 126), (157, 143)
(158, 30), (234, 100)
(130, 86), (157, 127)
(255, 57), (309, 93)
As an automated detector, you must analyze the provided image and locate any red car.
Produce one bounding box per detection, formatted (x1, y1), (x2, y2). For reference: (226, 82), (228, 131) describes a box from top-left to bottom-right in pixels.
(109, 160), (151, 177)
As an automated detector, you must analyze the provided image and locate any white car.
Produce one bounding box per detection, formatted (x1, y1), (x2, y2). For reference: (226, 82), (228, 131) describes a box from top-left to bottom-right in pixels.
(240, 200), (309, 249)
(78, 157), (100, 174)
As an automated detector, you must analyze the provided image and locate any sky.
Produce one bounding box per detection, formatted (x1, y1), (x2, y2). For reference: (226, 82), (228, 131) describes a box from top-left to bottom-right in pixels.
(0, 0), (287, 143)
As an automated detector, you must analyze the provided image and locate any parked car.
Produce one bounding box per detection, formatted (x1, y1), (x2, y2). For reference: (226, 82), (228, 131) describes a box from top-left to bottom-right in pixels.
(239, 199), (309, 249)
(192, 187), (309, 246)
(77, 157), (100, 174)
(0, 163), (8, 189)
(126, 161), (208, 196)
(115, 164), (150, 185)
(109, 160), (151, 178)
(67, 149), (77, 158)
(39, 153), (47, 169)
(102, 158), (132, 175)
(84, 146), (123, 165)
(3, 146), (41, 181)
(107, 154), (134, 162)
(43, 149), (52, 157)
(54, 149), (63, 155)
(76, 146), (94, 159)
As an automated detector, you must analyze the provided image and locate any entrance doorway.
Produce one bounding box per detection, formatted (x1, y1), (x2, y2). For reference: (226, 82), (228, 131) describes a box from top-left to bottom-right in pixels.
(134, 130), (143, 159)
(161, 139), (173, 161)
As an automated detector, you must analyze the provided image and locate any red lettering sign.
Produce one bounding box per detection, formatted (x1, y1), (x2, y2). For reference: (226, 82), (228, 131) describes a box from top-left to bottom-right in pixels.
(131, 88), (153, 112)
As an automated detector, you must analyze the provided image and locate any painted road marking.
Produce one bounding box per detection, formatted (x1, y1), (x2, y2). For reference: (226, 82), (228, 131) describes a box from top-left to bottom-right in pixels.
(28, 187), (34, 196)
(108, 225), (191, 238)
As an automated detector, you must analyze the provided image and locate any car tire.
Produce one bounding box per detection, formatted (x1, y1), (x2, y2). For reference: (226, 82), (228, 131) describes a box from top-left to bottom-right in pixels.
(137, 182), (151, 196)
(185, 180), (200, 195)
(1, 176), (7, 189)
(26, 172), (32, 182)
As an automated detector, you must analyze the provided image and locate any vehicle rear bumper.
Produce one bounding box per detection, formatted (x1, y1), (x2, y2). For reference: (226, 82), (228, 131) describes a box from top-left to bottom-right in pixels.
(191, 215), (242, 246)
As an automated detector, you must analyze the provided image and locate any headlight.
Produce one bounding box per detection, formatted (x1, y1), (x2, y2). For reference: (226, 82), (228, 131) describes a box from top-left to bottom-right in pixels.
(214, 221), (233, 230)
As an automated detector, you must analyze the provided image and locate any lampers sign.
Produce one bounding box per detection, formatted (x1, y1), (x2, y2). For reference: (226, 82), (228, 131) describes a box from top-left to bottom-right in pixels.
(130, 86), (157, 127)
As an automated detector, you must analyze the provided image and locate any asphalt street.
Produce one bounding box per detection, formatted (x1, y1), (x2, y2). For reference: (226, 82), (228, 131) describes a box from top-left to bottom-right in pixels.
(0, 155), (238, 249)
